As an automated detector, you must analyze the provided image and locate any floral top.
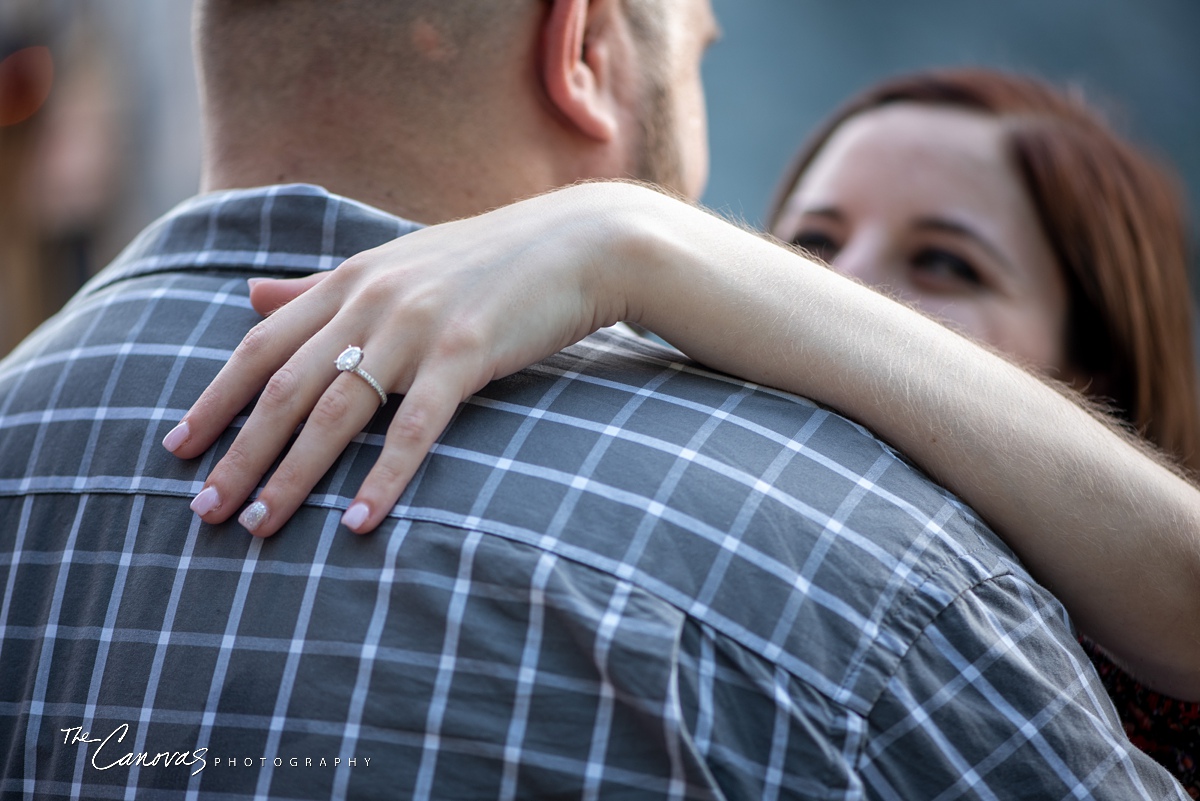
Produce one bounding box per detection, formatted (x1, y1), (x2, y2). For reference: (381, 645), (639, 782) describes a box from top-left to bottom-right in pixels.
(1085, 642), (1199, 797)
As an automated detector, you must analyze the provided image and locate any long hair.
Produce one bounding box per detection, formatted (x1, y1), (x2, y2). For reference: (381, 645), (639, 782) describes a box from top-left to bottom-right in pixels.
(768, 69), (1200, 472)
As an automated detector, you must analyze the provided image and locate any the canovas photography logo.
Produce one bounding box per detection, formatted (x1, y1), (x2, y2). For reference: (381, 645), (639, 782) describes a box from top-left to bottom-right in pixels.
(61, 723), (373, 776)
(61, 724), (208, 776)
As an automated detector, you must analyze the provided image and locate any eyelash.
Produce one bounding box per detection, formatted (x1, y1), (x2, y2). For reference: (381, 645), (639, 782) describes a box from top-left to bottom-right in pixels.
(790, 232), (839, 264)
(789, 231), (985, 289)
(911, 248), (984, 287)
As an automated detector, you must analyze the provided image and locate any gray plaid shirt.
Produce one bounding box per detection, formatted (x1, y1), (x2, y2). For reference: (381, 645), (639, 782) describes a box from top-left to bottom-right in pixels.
(0, 185), (1184, 800)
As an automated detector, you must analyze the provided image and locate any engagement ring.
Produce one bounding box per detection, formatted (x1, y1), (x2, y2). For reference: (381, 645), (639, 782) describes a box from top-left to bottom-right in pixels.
(336, 346), (388, 406)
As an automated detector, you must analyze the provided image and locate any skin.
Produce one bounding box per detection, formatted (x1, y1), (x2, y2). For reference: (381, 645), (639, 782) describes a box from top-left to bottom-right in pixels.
(773, 104), (1072, 376)
(646, 0), (715, 198)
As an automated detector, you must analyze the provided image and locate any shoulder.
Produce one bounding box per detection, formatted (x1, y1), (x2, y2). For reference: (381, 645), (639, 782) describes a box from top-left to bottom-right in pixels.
(398, 325), (1032, 705)
(861, 572), (1187, 798)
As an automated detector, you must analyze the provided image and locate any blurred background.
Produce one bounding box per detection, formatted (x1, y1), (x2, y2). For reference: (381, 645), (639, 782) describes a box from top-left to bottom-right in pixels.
(2, 0), (1198, 356)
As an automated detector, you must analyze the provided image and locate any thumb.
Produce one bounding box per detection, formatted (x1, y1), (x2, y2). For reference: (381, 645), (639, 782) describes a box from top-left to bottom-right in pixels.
(247, 273), (330, 315)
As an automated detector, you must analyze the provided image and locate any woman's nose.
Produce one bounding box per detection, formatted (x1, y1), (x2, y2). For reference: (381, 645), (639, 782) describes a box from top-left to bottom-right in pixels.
(830, 238), (890, 290)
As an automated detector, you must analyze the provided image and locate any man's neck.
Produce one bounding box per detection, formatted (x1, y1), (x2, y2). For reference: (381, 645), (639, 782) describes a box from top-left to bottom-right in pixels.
(200, 116), (561, 225)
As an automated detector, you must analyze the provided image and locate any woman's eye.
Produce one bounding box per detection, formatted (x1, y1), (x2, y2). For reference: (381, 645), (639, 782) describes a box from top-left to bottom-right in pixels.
(912, 248), (983, 287)
(790, 231), (840, 264)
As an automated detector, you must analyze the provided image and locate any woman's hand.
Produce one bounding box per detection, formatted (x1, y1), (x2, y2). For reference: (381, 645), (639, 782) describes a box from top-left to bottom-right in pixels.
(162, 182), (658, 536)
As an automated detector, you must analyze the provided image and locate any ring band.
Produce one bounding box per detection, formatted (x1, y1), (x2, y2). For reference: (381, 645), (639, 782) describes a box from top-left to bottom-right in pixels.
(335, 346), (388, 406)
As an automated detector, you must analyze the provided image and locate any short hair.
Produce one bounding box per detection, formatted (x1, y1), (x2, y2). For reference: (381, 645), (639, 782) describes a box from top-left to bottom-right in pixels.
(196, 0), (524, 112)
(768, 69), (1200, 472)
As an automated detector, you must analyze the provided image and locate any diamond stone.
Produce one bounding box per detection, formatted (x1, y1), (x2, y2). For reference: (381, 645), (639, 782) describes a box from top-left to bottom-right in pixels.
(336, 346), (363, 371)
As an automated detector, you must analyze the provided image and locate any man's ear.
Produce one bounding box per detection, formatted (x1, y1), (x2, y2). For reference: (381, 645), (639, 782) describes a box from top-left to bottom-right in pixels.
(541, 0), (622, 142)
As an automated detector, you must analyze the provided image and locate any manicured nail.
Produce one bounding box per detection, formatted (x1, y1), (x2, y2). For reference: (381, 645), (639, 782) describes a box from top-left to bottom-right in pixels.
(246, 278), (266, 290)
(190, 486), (221, 516)
(341, 502), (370, 531)
(238, 501), (268, 532)
(162, 420), (190, 452)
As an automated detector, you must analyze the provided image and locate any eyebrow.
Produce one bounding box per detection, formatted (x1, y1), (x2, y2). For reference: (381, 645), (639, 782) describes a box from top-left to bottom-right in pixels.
(799, 207), (842, 223)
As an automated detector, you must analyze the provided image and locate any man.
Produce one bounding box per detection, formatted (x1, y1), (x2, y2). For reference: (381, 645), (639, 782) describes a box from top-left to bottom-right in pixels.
(0, 0), (1183, 798)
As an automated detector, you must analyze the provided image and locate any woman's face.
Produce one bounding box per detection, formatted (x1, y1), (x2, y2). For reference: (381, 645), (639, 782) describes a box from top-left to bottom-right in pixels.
(773, 103), (1071, 375)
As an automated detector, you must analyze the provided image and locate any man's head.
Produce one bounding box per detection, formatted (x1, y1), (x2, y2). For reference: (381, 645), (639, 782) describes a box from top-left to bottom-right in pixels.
(195, 0), (717, 222)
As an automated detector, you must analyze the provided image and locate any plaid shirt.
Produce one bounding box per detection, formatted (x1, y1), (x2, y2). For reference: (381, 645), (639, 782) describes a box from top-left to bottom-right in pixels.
(0, 185), (1184, 800)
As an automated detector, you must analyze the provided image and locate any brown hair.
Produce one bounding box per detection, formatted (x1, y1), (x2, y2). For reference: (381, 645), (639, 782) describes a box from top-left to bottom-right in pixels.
(768, 68), (1200, 472)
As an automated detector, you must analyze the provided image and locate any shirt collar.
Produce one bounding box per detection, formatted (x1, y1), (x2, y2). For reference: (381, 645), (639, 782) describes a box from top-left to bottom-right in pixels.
(81, 184), (423, 296)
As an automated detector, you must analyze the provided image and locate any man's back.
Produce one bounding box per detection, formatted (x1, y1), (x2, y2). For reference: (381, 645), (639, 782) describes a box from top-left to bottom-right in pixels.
(0, 186), (1182, 799)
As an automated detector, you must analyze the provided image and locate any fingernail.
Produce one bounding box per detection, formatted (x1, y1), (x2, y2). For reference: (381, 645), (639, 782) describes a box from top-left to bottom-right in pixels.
(341, 502), (370, 531)
(162, 420), (190, 452)
(239, 501), (269, 532)
(190, 486), (221, 516)
(246, 277), (266, 290)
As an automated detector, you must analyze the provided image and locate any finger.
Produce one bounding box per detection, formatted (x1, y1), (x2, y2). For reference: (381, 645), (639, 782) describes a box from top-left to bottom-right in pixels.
(187, 330), (358, 525)
(340, 366), (475, 534)
(248, 272), (329, 316)
(234, 370), (387, 537)
(163, 275), (345, 460)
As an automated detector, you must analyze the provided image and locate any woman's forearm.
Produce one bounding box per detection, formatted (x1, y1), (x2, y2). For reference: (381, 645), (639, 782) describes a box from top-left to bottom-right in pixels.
(603, 183), (1200, 698)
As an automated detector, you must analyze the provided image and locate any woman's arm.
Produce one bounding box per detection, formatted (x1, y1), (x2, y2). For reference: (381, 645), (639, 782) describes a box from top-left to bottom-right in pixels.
(168, 181), (1200, 698)
(618, 186), (1200, 701)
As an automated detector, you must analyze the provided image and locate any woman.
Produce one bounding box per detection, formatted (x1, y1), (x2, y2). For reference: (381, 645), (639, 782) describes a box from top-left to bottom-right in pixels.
(164, 70), (1200, 790)
(768, 70), (1199, 472)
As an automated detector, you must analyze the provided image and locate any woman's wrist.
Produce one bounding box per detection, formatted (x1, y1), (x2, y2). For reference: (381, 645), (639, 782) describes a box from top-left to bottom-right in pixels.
(556, 181), (697, 332)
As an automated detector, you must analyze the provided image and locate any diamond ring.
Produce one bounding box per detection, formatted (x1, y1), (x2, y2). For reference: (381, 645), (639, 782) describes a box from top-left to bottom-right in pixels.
(335, 346), (388, 406)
